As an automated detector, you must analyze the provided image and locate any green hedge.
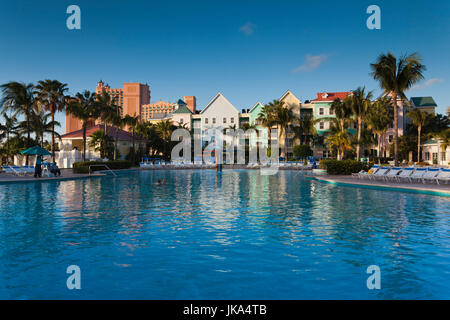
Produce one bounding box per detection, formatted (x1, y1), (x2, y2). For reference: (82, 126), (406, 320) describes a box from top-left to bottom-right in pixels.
(319, 159), (370, 175)
(72, 160), (133, 174)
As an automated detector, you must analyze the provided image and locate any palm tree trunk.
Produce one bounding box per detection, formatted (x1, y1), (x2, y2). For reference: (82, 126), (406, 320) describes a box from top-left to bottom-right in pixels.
(417, 126), (421, 162)
(357, 117), (362, 161)
(392, 92), (399, 166)
(114, 130), (119, 160)
(377, 134), (381, 164)
(382, 132), (387, 162)
(51, 112), (56, 162)
(82, 123), (87, 161)
(26, 113), (30, 166)
(6, 132), (10, 165)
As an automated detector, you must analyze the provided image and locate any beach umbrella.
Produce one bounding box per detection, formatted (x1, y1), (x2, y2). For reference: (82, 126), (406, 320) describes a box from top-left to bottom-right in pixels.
(20, 146), (54, 156)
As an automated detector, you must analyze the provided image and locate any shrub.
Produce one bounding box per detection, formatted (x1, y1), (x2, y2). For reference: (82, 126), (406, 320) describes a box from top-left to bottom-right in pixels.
(319, 159), (370, 175)
(293, 145), (313, 159)
(72, 160), (133, 174)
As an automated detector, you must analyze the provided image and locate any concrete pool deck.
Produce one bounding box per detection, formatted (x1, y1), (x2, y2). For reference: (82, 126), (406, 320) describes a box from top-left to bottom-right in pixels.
(308, 175), (450, 197)
(0, 169), (105, 184)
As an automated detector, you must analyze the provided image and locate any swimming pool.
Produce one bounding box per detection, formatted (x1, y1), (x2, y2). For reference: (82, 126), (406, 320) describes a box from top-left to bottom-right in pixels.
(0, 169), (449, 299)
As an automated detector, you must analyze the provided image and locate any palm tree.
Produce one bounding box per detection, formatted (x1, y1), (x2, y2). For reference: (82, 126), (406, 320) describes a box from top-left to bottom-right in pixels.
(370, 52), (426, 165)
(366, 97), (392, 163)
(0, 82), (35, 165)
(435, 128), (450, 165)
(89, 129), (113, 159)
(25, 109), (61, 147)
(325, 119), (352, 160)
(96, 91), (119, 134)
(123, 114), (140, 162)
(257, 103), (277, 149)
(66, 91), (98, 161)
(407, 108), (429, 162)
(0, 114), (19, 164)
(109, 112), (125, 160)
(274, 102), (295, 160)
(330, 97), (353, 134)
(292, 114), (319, 146)
(34, 80), (68, 161)
(349, 87), (373, 160)
(154, 119), (174, 159)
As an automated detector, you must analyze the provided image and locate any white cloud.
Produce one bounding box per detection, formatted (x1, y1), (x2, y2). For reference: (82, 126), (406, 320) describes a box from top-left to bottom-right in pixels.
(293, 54), (328, 73)
(239, 22), (256, 36)
(411, 78), (444, 90)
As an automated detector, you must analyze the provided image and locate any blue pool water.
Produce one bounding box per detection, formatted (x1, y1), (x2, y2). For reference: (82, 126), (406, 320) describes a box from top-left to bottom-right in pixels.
(0, 169), (449, 299)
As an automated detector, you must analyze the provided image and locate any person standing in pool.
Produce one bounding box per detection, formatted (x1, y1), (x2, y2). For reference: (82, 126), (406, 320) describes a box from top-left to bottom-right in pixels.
(34, 155), (42, 178)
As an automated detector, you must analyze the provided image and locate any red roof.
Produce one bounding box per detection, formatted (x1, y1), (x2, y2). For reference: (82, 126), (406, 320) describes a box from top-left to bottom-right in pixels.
(61, 124), (144, 141)
(312, 91), (352, 102)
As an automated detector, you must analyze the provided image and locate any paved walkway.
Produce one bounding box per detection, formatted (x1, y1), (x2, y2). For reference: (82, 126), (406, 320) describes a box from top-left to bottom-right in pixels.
(0, 169), (105, 184)
(309, 175), (450, 196)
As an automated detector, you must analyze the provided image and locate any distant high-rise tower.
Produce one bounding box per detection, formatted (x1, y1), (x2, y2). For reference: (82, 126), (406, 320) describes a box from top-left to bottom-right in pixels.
(65, 81), (151, 133)
(184, 96), (197, 113)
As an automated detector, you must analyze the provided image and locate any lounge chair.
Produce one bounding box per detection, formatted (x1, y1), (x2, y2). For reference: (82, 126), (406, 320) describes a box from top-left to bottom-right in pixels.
(396, 167), (414, 182)
(2, 166), (21, 176)
(436, 168), (450, 185)
(369, 166), (390, 180)
(352, 165), (380, 179)
(22, 165), (35, 174)
(10, 165), (28, 176)
(421, 168), (440, 184)
(405, 167), (427, 183)
(383, 167), (402, 181)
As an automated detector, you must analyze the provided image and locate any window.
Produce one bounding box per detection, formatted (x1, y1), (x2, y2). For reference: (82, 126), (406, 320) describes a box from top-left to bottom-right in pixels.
(319, 108), (324, 115)
(213, 118), (216, 124)
(231, 118), (234, 124)
(329, 109), (334, 115)
(180, 118), (184, 124)
(223, 118), (227, 124)
(205, 118), (208, 124)
(432, 153), (438, 162)
(319, 122), (324, 130)
(389, 135), (393, 142)
(441, 152), (446, 161)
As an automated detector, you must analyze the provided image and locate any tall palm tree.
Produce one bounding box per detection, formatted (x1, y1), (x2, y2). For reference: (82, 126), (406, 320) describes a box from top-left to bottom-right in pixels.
(330, 97), (353, 134)
(0, 82), (35, 165)
(325, 119), (352, 160)
(350, 87), (373, 160)
(66, 91), (98, 161)
(407, 108), (429, 162)
(25, 109), (61, 147)
(0, 114), (19, 164)
(366, 97), (392, 163)
(292, 114), (319, 146)
(35, 80), (68, 161)
(123, 114), (140, 162)
(257, 103), (277, 149)
(370, 52), (426, 165)
(435, 128), (450, 165)
(274, 102), (295, 159)
(109, 112), (125, 160)
(96, 91), (119, 134)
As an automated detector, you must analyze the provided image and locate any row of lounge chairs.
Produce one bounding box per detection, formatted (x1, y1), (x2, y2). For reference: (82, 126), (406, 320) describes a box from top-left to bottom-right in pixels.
(353, 165), (450, 184)
(1, 165), (36, 176)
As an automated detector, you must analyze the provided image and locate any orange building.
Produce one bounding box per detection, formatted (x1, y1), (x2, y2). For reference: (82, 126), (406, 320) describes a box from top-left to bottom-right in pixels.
(65, 81), (151, 133)
(141, 100), (175, 120)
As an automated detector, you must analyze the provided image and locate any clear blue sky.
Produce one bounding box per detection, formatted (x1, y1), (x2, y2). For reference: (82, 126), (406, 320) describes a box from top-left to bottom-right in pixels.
(1, 0), (449, 133)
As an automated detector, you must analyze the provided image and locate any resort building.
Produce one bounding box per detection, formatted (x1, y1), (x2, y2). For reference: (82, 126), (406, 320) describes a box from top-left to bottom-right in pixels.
(409, 96), (437, 115)
(65, 81), (151, 133)
(311, 91), (353, 135)
(421, 139), (449, 166)
(141, 97), (196, 121)
(60, 124), (146, 163)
